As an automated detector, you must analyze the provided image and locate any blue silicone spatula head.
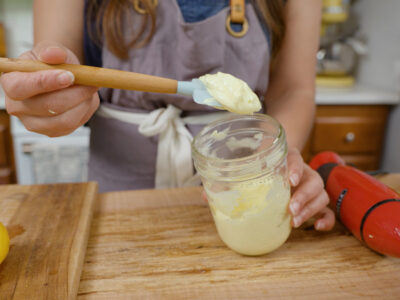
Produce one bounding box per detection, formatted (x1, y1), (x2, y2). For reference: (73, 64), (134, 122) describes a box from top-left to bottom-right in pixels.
(177, 79), (222, 108)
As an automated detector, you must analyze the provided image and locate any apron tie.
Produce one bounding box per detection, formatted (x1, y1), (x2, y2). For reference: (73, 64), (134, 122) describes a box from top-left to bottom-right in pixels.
(138, 104), (195, 188)
(97, 104), (203, 189)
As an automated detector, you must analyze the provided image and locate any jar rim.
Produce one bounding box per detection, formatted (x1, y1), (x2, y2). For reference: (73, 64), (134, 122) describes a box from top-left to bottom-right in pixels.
(191, 113), (285, 164)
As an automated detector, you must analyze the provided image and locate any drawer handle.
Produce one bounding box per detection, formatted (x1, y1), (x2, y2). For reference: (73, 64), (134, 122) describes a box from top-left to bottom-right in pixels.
(22, 143), (33, 154)
(345, 132), (355, 143)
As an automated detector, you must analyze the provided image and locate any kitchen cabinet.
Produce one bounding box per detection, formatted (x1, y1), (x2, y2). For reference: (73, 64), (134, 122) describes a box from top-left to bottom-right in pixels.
(0, 23), (6, 57)
(302, 104), (389, 171)
(0, 22), (15, 184)
(0, 110), (16, 184)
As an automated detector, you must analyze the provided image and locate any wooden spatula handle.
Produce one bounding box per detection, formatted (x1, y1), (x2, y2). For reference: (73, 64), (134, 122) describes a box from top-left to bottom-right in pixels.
(0, 57), (178, 94)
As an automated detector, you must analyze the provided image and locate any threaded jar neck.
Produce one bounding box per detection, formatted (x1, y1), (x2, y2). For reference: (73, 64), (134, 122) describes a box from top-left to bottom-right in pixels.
(192, 114), (287, 182)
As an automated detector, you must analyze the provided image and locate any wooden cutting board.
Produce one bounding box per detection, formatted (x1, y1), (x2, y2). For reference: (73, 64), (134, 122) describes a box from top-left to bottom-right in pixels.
(0, 182), (97, 300)
(77, 174), (400, 299)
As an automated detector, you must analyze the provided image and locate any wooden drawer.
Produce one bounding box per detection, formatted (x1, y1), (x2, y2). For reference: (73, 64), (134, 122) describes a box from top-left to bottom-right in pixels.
(0, 111), (16, 183)
(311, 105), (388, 154)
(302, 105), (390, 171)
(0, 167), (11, 184)
(301, 149), (379, 170)
(340, 154), (380, 171)
(0, 124), (7, 165)
(0, 23), (6, 57)
(312, 117), (386, 153)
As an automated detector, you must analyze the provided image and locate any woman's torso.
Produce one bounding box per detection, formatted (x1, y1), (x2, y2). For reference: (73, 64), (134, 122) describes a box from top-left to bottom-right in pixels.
(86, 0), (271, 192)
(84, 0), (271, 112)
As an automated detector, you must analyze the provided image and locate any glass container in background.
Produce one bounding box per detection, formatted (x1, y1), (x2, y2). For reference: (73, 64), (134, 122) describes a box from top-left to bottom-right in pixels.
(192, 114), (291, 256)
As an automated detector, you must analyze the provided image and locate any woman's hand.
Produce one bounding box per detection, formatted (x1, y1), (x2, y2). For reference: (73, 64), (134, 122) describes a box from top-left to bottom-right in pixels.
(0, 40), (99, 137)
(287, 147), (335, 231)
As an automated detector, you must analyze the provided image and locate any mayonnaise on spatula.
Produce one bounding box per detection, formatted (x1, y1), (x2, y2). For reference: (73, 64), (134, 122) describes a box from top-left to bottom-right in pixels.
(199, 72), (261, 114)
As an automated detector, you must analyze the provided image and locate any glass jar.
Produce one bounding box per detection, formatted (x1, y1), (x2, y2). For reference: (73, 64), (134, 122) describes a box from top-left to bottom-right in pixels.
(192, 114), (291, 256)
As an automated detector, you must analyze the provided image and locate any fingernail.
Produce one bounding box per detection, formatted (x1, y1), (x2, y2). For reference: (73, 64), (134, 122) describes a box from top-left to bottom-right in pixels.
(290, 202), (300, 215)
(290, 173), (299, 186)
(57, 71), (74, 86)
(293, 217), (301, 228)
(315, 221), (324, 231)
(38, 46), (58, 61)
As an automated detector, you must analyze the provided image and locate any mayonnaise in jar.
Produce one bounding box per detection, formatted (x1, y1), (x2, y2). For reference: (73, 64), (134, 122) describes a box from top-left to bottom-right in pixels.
(192, 114), (291, 256)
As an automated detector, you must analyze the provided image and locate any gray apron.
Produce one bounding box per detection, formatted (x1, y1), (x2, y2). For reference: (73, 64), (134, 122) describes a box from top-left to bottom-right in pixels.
(88, 0), (270, 192)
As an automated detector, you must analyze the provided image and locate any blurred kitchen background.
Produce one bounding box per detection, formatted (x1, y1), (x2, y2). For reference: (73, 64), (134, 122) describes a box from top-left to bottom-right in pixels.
(0, 0), (399, 185)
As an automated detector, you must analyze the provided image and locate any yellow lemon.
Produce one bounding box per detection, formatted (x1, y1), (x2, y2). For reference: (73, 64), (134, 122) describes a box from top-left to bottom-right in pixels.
(0, 222), (9, 264)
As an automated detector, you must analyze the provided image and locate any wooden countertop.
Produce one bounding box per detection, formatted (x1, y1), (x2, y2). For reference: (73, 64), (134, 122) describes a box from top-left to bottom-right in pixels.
(315, 84), (399, 105)
(77, 174), (400, 299)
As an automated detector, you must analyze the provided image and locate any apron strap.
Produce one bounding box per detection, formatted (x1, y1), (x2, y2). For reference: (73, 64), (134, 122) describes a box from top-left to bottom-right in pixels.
(230, 0), (245, 23)
(227, 0), (249, 38)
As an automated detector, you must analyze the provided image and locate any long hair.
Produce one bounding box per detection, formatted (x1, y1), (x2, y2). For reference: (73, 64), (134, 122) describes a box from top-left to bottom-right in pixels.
(87, 0), (285, 60)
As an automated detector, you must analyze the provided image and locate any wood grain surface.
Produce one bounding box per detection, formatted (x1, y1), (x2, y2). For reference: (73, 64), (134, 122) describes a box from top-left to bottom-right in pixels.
(0, 182), (98, 300)
(77, 174), (400, 299)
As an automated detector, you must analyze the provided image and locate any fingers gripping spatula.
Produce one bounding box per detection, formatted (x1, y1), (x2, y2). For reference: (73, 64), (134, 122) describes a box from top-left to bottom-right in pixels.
(0, 58), (222, 108)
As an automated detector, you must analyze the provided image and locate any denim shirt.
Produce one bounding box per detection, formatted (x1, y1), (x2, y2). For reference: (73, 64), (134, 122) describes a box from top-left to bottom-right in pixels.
(177, 0), (231, 22)
(84, 0), (269, 67)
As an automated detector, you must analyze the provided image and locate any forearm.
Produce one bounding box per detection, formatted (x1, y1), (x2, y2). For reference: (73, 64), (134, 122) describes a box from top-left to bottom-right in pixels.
(33, 0), (84, 61)
(265, 89), (315, 150)
(264, 0), (321, 150)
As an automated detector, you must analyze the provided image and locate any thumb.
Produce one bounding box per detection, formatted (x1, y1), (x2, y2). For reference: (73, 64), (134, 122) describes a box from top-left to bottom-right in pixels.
(31, 40), (79, 65)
